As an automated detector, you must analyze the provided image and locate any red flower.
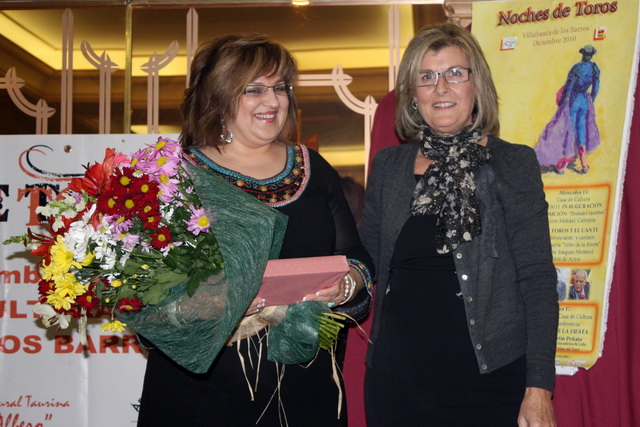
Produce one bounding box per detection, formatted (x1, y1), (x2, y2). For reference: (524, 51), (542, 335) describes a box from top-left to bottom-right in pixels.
(28, 229), (56, 264)
(139, 203), (161, 222)
(37, 279), (55, 297)
(76, 284), (100, 312)
(129, 177), (160, 217)
(65, 306), (83, 318)
(143, 215), (162, 230)
(150, 226), (172, 249)
(67, 148), (118, 197)
(116, 297), (143, 314)
(113, 167), (136, 189)
(96, 168), (160, 221)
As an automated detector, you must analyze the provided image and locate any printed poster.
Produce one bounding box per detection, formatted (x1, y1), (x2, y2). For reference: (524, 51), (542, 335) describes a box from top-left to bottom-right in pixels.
(472, 0), (639, 372)
(0, 135), (179, 426)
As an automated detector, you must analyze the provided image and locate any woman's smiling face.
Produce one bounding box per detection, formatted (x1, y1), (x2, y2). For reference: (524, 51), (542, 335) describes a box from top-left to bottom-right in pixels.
(227, 74), (290, 148)
(414, 45), (476, 135)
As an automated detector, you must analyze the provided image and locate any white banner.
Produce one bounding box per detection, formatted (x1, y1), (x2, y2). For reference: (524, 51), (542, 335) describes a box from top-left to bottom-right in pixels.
(0, 134), (179, 427)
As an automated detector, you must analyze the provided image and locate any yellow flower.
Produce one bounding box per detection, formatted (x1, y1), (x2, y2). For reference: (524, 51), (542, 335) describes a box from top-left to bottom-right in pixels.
(49, 235), (82, 274)
(46, 292), (74, 311)
(55, 273), (87, 298)
(81, 252), (95, 266)
(101, 320), (127, 333)
(40, 262), (56, 281)
(111, 280), (123, 288)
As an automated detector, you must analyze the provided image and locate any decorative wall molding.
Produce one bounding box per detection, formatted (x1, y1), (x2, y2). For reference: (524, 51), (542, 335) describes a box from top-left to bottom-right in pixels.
(443, 0), (474, 28)
(298, 64), (377, 176)
(61, 8), (73, 134)
(141, 41), (179, 134)
(388, 5), (401, 92)
(186, 8), (198, 87)
(81, 41), (119, 134)
(0, 67), (55, 134)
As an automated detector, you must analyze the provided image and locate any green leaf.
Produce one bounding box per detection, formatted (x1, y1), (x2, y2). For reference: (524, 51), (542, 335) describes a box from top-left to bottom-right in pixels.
(141, 271), (188, 305)
(317, 311), (347, 350)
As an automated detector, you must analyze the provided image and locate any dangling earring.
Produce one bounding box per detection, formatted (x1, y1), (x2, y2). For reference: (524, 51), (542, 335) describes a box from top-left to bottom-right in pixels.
(220, 122), (233, 144)
(411, 100), (418, 110)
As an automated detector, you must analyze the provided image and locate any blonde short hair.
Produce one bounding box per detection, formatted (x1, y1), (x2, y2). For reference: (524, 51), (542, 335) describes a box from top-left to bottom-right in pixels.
(395, 23), (500, 142)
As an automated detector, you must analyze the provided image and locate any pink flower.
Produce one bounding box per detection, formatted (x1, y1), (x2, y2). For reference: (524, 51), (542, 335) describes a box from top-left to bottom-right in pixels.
(157, 174), (181, 203)
(105, 215), (134, 234)
(119, 233), (140, 250)
(186, 206), (211, 236)
(131, 138), (182, 177)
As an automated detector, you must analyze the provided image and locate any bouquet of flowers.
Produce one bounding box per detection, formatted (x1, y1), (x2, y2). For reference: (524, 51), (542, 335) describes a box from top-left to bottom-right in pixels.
(5, 137), (346, 373)
(4, 137), (223, 342)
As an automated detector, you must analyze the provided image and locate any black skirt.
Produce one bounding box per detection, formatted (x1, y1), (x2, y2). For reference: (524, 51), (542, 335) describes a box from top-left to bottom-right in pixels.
(138, 330), (347, 427)
(365, 214), (526, 427)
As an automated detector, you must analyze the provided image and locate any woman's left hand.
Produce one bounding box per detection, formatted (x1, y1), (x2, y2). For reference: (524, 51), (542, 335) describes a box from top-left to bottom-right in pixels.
(302, 275), (346, 308)
(517, 387), (557, 427)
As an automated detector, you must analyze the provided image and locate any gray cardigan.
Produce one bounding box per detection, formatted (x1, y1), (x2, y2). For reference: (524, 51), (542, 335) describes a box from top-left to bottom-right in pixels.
(359, 136), (558, 392)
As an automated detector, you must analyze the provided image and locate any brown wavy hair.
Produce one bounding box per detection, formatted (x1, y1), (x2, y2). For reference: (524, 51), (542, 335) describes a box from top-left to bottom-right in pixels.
(181, 33), (298, 149)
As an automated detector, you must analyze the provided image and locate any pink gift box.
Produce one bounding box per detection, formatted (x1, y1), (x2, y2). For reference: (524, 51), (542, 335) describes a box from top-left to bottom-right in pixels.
(259, 255), (349, 307)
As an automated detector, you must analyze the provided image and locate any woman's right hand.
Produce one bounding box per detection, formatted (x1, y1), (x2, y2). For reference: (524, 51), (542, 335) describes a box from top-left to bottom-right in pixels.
(244, 296), (265, 316)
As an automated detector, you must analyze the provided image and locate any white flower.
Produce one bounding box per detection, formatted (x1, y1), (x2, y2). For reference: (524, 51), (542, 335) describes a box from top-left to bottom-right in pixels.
(74, 198), (87, 213)
(98, 246), (117, 270)
(92, 217), (118, 269)
(160, 241), (183, 257)
(119, 250), (132, 268)
(32, 303), (71, 329)
(52, 218), (66, 232)
(36, 204), (59, 216)
(161, 206), (175, 221)
(65, 204), (97, 261)
(103, 272), (118, 283)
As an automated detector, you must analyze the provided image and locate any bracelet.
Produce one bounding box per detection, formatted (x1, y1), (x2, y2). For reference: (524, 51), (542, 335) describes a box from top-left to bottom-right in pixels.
(337, 273), (357, 306)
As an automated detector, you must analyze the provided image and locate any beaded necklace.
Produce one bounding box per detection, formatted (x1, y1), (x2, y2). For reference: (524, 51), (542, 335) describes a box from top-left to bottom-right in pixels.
(185, 144), (310, 208)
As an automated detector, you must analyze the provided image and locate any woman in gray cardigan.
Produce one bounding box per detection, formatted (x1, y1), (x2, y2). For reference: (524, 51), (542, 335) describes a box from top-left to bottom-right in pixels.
(360, 23), (558, 426)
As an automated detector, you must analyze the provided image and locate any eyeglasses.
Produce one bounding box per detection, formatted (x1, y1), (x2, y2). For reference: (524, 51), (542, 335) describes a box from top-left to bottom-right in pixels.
(417, 67), (472, 87)
(243, 83), (293, 97)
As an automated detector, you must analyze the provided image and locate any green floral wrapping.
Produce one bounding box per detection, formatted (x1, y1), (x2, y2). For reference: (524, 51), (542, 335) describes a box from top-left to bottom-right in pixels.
(119, 161), (287, 373)
(267, 301), (327, 364)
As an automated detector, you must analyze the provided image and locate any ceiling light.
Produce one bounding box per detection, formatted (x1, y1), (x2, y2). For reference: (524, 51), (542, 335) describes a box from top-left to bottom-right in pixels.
(291, 0), (310, 5)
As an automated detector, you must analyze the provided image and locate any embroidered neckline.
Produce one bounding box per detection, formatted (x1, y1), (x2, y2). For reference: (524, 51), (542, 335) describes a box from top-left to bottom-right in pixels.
(186, 144), (310, 207)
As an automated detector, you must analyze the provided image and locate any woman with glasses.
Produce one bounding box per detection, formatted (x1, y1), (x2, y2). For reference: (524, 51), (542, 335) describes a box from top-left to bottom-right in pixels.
(136, 33), (373, 426)
(360, 23), (558, 426)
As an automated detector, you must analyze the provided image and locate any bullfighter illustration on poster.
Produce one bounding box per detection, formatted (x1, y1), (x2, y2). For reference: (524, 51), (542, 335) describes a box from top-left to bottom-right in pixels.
(472, 0), (639, 372)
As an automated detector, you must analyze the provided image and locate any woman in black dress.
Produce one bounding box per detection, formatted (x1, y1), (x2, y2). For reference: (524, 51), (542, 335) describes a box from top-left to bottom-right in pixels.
(136, 34), (373, 426)
(360, 23), (558, 426)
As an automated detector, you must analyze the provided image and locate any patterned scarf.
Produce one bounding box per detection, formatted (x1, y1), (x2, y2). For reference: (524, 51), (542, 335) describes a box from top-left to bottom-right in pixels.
(410, 124), (491, 254)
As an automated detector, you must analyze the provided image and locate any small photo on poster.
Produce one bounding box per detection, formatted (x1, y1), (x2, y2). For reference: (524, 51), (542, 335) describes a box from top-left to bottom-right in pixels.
(568, 268), (592, 300)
